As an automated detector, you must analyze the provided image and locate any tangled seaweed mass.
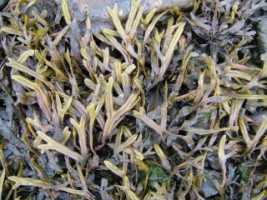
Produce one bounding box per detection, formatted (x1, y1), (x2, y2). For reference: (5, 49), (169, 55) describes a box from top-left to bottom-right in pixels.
(0, 0), (267, 199)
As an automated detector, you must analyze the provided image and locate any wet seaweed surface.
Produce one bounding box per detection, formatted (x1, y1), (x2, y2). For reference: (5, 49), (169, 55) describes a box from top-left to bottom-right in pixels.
(0, 0), (267, 199)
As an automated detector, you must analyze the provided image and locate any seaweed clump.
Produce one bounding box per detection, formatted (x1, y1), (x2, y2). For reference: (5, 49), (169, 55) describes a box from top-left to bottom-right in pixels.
(0, 0), (267, 199)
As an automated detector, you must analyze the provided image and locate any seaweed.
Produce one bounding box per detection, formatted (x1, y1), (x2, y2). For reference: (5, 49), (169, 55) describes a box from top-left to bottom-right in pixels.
(0, 0), (267, 199)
